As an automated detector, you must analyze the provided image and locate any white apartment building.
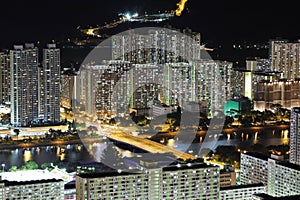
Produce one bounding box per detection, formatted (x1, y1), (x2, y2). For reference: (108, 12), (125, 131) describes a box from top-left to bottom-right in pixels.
(241, 152), (300, 197)
(240, 152), (269, 186)
(0, 170), (64, 199)
(220, 183), (266, 200)
(76, 162), (220, 200)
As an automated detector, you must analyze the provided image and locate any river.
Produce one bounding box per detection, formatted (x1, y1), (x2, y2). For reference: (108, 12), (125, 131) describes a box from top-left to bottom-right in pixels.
(0, 126), (289, 171)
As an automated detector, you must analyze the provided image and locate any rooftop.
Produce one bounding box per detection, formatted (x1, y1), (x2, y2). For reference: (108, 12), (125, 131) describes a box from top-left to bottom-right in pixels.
(0, 169), (61, 182)
(77, 171), (139, 179)
(242, 152), (269, 161)
(77, 160), (210, 178)
(277, 161), (300, 172)
(163, 161), (215, 172)
(253, 193), (300, 200)
(221, 183), (265, 191)
(0, 178), (62, 187)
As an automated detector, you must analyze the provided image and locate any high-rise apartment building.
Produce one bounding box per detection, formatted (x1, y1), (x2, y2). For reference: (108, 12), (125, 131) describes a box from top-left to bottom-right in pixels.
(241, 152), (300, 197)
(267, 159), (300, 197)
(254, 80), (300, 111)
(194, 60), (233, 116)
(240, 152), (269, 186)
(290, 107), (300, 165)
(39, 44), (61, 124)
(77, 28), (233, 119)
(0, 52), (10, 104)
(270, 40), (300, 80)
(163, 62), (196, 107)
(10, 44), (39, 127)
(78, 59), (233, 119)
(61, 73), (75, 109)
(112, 28), (201, 64)
(10, 43), (61, 127)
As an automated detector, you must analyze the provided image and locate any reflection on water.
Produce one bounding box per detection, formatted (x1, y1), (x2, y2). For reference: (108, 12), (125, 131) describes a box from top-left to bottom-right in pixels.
(0, 144), (96, 170)
(0, 128), (290, 171)
(122, 150), (133, 158)
(23, 150), (31, 162)
(166, 128), (290, 153)
(254, 132), (258, 144)
(283, 130), (289, 145)
(60, 153), (66, 161)
(167, 139), (175, 147)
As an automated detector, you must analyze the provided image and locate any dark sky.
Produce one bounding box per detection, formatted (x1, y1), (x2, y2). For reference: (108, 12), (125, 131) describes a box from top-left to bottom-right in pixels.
(0, 0), (299, 48)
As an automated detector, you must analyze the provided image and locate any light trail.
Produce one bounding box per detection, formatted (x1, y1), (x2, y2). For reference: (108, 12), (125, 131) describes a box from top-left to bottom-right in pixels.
(174, 0), (188, 16)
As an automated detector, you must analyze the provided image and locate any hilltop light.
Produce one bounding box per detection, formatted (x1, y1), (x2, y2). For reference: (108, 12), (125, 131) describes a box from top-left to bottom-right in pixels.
(125, 13), (131, 20)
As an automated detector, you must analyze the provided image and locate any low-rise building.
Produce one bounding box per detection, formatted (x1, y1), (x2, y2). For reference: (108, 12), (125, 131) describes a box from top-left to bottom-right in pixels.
(220, 166), (236, 186)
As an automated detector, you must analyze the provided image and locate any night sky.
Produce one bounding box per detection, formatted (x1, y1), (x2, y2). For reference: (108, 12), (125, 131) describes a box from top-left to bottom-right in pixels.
(0, 0), (299, 49)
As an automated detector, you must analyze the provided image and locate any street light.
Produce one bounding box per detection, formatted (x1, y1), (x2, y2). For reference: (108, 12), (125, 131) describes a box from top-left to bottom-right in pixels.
(1, 163), (5, 172)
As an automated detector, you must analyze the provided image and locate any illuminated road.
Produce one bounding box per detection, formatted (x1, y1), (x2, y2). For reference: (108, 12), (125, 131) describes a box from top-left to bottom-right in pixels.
(107, 132), (195, 161)
(0, 125), (68, 137)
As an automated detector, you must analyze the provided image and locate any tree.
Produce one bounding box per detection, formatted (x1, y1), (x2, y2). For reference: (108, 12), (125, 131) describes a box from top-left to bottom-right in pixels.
(270, 103), (282, 113)
(41, 163), (53, 170)
(9, 166), (18, 172)
(109, 118), (116, 125)
(20, 160), (39, 170)
(13, 129), (20, 140)
(87, 126), (98, 135)
(224, 116), (234, 127)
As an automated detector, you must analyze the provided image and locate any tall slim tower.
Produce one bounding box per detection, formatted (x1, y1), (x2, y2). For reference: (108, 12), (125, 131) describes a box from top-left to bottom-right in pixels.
(0, 52), (10, 104)
(290, 107), (300, 165)
(10, 44), (39, 126)
(40, 44), (61, 124)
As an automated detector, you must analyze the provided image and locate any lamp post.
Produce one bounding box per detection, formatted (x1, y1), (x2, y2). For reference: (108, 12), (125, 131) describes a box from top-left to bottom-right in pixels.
(1, 163), (5, 172)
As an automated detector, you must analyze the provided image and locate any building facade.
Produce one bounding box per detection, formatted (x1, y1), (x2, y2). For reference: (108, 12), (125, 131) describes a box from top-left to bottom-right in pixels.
(267, 159), (300, 197)
(220, 168), (236, 186)
(39, 44), (61, 124)
(76, 162), (220, 200)
(241, 152), (300, 197)
(10, 44), (39, 126)
(10, 43), (61, 126)
(0, 179), (64, 199)
(220, 183), (266, 200)
(290, 107), (300, 165)
(0, 52), (10, 104)
(254, 80), (300, 111)
(270, 40), (300, 80)
(0, 170), (64, 199)
(240, 152), (269, 186)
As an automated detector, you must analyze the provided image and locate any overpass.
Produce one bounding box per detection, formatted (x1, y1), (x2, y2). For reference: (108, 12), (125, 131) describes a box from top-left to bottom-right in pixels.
(106, 132), (196, 161)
